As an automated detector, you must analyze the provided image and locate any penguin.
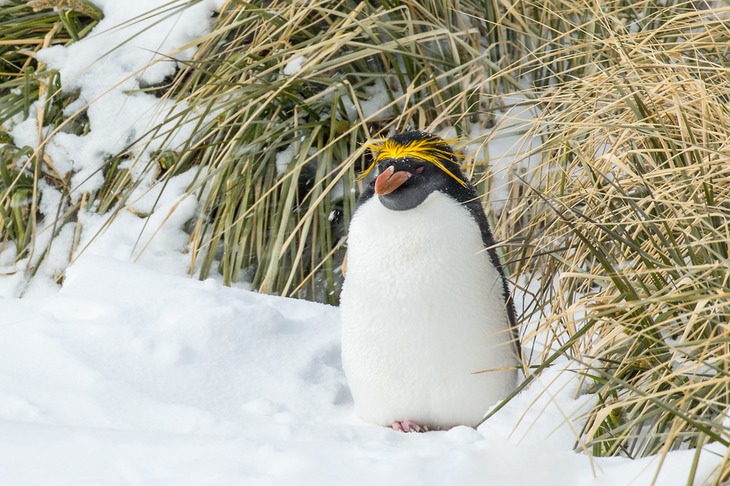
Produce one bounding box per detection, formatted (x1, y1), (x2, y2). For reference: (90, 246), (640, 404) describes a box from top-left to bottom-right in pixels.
(339, 130), (520, 433)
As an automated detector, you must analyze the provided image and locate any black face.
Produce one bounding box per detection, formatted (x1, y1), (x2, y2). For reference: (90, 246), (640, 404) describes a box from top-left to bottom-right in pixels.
(375, 157), (459, 211)
(364, 130), (475, 211)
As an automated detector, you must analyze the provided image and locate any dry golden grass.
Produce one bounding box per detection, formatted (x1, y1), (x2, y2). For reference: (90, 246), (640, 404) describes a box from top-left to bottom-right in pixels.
(495, 9), (730, 479)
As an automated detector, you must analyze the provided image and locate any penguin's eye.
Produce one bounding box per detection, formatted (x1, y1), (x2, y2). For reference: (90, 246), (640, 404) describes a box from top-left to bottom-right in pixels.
(415, 166), (425, 173)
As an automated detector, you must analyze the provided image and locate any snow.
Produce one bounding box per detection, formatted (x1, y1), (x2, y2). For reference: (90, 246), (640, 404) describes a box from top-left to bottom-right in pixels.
(29, 0), (221, 197)
(360, 79), (404, 121)
(275, 144), (296, 176)
(74, 169), (200, 277)
(2, 0), (225, 298)
(1, 2), (728, 484)
(1, 257), (726, 485)
(283, 55), (307, 76)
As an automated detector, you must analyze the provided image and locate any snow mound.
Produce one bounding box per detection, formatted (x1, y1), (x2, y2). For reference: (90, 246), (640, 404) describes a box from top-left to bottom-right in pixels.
(0, 257), (725, 485)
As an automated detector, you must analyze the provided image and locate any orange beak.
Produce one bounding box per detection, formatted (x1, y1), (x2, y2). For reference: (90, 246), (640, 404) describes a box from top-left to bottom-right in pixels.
(374, 166), (412, 196)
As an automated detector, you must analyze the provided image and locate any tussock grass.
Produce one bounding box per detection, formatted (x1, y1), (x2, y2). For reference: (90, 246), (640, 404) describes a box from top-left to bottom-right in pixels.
(519, 65), (730, 455)
(500, 2), (730, 480)
(0, 0), (98, 268)
(3, 0), (730, 481)
(153, 0), (520, 300)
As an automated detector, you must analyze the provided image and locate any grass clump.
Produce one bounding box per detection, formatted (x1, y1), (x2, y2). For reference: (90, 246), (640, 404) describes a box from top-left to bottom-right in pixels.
(151, 0), (522, 300)
(501, 2), (730, 480)
(0, 0), (98, 269)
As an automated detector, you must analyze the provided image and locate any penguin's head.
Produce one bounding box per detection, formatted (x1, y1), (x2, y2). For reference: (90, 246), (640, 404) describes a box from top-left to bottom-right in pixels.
(367, 131), (468, 211)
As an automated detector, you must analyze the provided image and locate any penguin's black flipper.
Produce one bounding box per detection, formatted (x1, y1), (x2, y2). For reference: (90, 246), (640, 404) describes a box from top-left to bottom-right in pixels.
(462, 197), (521, 361)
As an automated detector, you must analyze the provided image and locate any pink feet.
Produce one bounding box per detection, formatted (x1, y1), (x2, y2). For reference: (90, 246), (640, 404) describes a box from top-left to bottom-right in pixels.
(391, 420), (427, 433)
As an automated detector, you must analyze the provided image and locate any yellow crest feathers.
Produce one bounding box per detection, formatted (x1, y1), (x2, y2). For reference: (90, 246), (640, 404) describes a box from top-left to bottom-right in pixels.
(358, 136), (466, 186)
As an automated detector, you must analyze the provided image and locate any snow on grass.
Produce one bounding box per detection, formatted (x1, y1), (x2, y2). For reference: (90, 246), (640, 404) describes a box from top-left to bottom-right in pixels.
(275, 144), (296, 176)
(1, 256), (726, 485)
(283, 55), (308, 76)
(1, 167), (202, 300)
(74, 169), (201, 277)
(24, 0), (223, 196)
(2, 0), (225, 297)
(360, 79), (404, 121)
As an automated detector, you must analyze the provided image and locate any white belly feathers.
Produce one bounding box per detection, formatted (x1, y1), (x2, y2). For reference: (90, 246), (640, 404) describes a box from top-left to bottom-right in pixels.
(340, 191), (518, 429)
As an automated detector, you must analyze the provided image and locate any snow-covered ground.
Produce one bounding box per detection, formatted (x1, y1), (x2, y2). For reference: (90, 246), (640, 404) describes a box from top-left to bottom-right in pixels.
(1, 1), (728, 485)
(1, 257), (726, 485)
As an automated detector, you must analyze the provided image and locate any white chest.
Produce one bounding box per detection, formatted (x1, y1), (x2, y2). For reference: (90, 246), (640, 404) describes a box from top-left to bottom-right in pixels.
(340, 192), (517, 428)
